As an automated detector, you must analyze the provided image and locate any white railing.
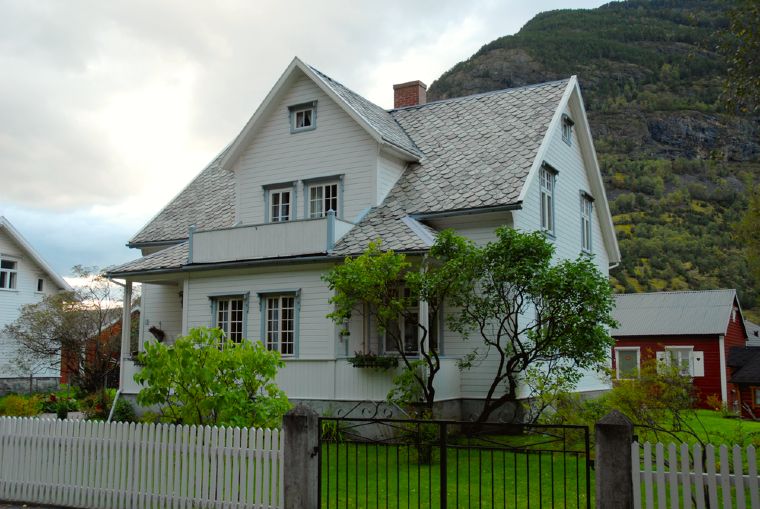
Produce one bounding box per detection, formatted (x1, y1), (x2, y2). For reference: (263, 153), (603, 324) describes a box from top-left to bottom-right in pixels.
(190, 212), (354, 264)
(0, 417), (283, 509)
(632, 441), (759, 509)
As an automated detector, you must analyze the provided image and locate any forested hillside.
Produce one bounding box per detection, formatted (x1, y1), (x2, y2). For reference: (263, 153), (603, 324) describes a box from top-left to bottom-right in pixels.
(428, 0), (760, 318)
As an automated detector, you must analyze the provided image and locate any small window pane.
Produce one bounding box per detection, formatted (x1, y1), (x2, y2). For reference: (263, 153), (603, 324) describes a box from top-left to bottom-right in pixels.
(37, 278), (44, 292)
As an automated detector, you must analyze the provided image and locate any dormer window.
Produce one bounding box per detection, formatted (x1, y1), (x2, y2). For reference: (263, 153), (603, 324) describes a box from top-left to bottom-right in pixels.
(561, 114), (574, 145)
(289, 101), (317, 133)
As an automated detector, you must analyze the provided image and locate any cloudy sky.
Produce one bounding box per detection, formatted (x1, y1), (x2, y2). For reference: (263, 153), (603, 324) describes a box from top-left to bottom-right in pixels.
(0, 0), (607, 277)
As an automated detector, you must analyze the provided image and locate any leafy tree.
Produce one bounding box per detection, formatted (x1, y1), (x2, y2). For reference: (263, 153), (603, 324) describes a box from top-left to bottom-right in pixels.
(323, 241), (458, 416)
(3, 266), (127, 392)
(134, 327), (291, 428)
(720, 0), (760, 114)
(433, 227), (616, 424)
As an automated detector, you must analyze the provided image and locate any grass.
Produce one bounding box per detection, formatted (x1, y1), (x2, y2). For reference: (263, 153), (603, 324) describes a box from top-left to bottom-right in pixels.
(634, 410), (760, 447)
(320, 429), (592, 509)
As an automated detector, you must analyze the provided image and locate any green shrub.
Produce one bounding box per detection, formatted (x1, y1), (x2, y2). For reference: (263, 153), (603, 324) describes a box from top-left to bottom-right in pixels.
(0, 395), (43, 416)
(80, 391), (111, 420)
(135, 327), (291, 428)
(111, 398), (136, 423)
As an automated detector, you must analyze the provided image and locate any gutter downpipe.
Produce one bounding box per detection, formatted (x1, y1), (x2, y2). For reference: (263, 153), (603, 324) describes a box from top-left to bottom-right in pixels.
(107, 390), (121, 422)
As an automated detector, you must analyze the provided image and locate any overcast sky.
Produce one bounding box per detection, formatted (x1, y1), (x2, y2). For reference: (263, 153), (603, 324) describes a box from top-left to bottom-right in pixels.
(0, 0), (607, 277)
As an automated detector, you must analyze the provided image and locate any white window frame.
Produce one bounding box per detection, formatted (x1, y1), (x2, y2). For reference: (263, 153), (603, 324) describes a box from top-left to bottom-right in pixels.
(615, 347), (640, 379)
(265, 295), (296, 357)
(580, 192), (593, 252)
(269, 188), (292, 222)
(36, 277), (44, 293)
(382, 288), (440, 356)
(561, 114), (574, 145)
(215, 297), (245, 343)
(0, 258), (18, 290)
(540, 166), (556, 235)
(309, 182), (339, 219)
(664, 346), (694, 376)
(288, 101), (317, 133)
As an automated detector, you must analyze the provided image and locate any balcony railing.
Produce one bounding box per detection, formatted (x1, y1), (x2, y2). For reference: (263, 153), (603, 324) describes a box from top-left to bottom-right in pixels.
(189, 211), (353, 264)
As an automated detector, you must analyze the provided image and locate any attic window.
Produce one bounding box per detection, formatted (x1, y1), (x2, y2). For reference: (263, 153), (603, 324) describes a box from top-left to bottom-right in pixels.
(289, 101), (317, 133)
(561, 114), (574, 145)
(0, 259), (17, 290)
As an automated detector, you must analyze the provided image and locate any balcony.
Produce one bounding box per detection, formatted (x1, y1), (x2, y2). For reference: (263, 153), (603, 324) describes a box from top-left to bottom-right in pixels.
(189, 211), (354, 264)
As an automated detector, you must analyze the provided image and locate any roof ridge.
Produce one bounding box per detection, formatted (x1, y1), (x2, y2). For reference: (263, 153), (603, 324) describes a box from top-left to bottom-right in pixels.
(617, 289), (735, 297)
(390, 78), (572, 112)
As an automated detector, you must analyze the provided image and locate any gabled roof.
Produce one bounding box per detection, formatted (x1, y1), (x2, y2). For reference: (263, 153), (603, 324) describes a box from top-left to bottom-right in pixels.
(219, 57), (421, 173)
(612, 289), (741, 337)
(0, 216), (72, 291)
(113, 59), (619, 274)
(728, 346), (760, 384)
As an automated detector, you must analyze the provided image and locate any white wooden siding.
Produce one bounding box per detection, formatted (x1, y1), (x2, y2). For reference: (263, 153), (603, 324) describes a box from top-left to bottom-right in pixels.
(513, 99), (610, 274)
(183, 264), (336, 360)
(276, 358), (460, 401)
(234, 71), (380, 225)
(376, 152), (406, 204)
(0, 229), (61, 379)
(140, 283), (183, 346)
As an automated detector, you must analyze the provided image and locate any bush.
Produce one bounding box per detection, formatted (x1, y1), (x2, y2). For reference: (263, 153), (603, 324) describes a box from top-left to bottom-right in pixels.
(80, 391), (111, 420)
(135, 327), (291, 428)
(0, 394), (43, 416)
(111, 398), (136, 423)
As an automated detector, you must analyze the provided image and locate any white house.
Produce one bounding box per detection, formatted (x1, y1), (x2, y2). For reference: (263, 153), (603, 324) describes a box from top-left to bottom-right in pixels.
(107, 57), (620, 417)
(0, 216), (71, 394)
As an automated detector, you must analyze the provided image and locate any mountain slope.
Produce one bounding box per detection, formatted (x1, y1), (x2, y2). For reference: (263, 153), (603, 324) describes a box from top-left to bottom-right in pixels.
(428, 0), (760, 317)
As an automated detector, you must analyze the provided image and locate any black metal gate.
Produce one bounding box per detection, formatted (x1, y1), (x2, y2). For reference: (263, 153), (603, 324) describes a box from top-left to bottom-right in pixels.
(319, 417), (592, 509)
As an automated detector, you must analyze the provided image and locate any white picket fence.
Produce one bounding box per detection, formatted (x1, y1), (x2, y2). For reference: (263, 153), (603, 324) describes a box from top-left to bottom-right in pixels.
(632, 441), (760, 509)
(0, 416), (283, 509)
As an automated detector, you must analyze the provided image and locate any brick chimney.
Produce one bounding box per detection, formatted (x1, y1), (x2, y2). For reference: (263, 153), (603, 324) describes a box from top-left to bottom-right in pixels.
(393, 80), (427, 108)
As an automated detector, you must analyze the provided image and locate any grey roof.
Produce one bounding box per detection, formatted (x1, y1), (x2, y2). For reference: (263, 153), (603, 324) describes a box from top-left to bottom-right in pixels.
(129, 149), (235, 246)
(746, 320), (760, 346)
(115, 66), (569, 273)
(309, 66), (421, 158)
(108, 242), (189, 274)
(335, 81), (568, 254)
(728, 346), (760, 384)
(611, 290), (738, 337)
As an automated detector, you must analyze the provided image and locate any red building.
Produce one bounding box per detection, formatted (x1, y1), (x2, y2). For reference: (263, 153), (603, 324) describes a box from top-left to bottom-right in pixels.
(727, 346), (760, 418)
(611, 290), (748, 410)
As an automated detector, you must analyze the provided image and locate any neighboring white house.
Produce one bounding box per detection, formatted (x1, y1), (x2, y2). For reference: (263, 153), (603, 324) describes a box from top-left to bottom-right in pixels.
(107, 57), (620, 417)
(0, 216), (71, 394)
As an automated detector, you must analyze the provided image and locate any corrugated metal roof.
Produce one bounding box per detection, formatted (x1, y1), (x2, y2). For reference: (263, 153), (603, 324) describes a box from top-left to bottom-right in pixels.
(612, 289), (737, 337)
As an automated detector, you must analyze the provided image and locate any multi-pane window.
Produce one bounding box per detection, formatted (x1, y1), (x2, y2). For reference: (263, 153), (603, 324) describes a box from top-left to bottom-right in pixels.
(384, 288), (440, 355)
(666, 347), (692, 376)
(0, 260), (17, 290)
(540, 167), (555, 235)
(289, 101), (317, 132)
(309, 183), (338, 218)
(293, 108), (313, 130)
(615, 348), (639, 379)
(216, 298), (244, 343)
(561, 115), (574, 145)
(270, 189), (291, 222)
(581, 194), (593, 252)
(266, 295), (295, 356)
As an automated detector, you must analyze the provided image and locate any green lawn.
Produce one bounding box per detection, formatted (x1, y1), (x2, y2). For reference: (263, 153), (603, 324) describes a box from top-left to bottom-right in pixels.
(320, 440), (592, 509)
(634, 410), (760, 446)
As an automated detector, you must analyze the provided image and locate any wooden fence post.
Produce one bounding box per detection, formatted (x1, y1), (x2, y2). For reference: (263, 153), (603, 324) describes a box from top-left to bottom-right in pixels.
(283, 404), (319, 509)
(595, 410), (634, 509)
